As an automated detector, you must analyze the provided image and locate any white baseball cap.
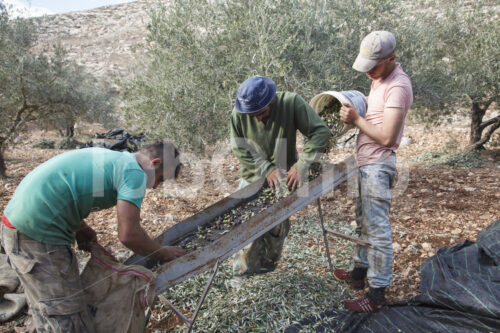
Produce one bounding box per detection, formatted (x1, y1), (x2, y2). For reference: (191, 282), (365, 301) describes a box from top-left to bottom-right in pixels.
(352, 31), (396, 72)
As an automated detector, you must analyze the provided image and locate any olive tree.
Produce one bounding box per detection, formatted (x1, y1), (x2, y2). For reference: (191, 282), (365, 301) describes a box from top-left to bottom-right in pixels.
(123, 0), (402, 152)
(0, 11), (116, 177)
(332, 0), (499, 150)
(438, 1), (499, 150)
(399, 0), (499, 150)
(124, 0), (497, 152)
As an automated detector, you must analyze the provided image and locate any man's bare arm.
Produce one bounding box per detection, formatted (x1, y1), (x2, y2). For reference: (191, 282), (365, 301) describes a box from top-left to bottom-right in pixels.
(117, 199), (185, 262)
(340, 104), (404, 147)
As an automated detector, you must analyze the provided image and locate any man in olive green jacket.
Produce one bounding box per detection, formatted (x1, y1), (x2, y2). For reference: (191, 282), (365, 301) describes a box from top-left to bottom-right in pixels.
(230, 76), (329, 283)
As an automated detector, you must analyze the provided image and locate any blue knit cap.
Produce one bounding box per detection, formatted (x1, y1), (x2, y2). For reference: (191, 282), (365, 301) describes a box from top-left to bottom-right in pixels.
(235, 76), (276, 114)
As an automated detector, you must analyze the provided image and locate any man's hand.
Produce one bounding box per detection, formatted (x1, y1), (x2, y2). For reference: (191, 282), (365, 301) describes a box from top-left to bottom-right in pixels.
(286, 166), (303, 192)
(76, 222), (98, 252)
(266, 168), (285, 191)
(156, 246), (186, 263)
(340, 103), (359, 125)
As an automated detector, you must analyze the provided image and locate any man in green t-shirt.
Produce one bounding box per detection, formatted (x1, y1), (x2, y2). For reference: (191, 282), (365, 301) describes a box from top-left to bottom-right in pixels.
(230, 76), (330, 284)
(1, 141), (185, 332)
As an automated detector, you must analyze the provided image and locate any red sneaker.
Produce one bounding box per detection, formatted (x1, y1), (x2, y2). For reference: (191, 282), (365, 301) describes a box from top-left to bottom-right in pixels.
(333, 269), (365, 290)
(343, 294), (386, 313)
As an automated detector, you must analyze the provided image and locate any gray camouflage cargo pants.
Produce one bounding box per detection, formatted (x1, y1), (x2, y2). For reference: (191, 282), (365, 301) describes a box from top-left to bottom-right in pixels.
(1, 224), (95, 332)
(232, 179), (291, 277)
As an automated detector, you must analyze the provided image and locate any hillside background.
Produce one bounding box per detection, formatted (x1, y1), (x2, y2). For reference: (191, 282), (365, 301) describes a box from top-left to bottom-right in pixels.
(31, 0), (151, 82)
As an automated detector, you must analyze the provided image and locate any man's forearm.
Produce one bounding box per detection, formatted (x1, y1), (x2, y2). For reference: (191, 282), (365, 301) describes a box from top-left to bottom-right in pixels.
(354, 111), (404, 148)
(231, 149), (275, 182)
(353, 117), (391, 146)
(120, 224), (163, 260)
(342, 104), (404, 147)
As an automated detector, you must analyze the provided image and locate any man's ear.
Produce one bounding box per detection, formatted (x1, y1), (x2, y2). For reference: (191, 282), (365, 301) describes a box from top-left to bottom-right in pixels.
(151, 158), (162, 168)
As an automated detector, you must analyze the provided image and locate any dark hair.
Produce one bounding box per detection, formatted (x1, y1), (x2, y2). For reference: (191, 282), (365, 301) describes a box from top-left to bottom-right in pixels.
(141, 140), (179, 159)
(141, 140), (182, 178)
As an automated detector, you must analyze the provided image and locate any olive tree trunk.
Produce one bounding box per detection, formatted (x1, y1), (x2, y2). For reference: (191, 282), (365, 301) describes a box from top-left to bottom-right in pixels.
(468, 98), (499, 151)
(0, 149), (6, 178)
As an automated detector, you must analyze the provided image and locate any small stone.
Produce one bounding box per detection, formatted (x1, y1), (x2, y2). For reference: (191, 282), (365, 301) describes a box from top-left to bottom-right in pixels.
(464, 187), (476, 192)
(399, 137), (412, 147)
(402, 267), (412, 278)
(404, 246), (414, 254)
(451, 228), (462, 235)
(419, 208), (427, 214)
(421, 242), (432, 251)
(350, 220), (357, 227)
(393, 242), (402, 253)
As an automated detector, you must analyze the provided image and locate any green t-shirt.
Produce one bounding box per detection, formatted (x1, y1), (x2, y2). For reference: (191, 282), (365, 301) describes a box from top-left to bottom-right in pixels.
(230, 91), (330, 183)
(3, 148), (147, 245)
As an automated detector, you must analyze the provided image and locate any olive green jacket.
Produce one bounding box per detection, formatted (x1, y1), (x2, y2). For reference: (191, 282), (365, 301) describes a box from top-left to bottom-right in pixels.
(230, 92), (330, 183)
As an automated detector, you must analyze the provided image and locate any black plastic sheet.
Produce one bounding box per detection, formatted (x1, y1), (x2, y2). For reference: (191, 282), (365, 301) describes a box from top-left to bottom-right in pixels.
(286, 220), (500, 332)
(77, 128), (145, 152)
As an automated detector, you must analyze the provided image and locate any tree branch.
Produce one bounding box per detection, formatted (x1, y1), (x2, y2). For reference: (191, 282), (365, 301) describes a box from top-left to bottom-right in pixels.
(3, 104), (39, 148)
(468, 95), (495, 114)
(468, 118), (500, 151)
(479, 115), (500, 132)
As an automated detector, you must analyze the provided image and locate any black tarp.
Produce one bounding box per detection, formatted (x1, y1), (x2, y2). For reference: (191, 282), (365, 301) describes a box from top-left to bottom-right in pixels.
(77, 128), (145, 152)
(286, 220), (500, 333)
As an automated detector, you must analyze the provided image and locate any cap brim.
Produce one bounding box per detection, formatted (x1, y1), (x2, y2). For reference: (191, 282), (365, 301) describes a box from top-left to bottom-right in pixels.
(235, 98), (244, 113)
(236, 96), (274, 114)
(352, 54), (378, 73)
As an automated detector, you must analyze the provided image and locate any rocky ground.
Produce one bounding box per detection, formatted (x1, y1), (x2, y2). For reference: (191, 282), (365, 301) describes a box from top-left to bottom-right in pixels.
(31, 0), (154, 83)
(0, 115), (498, 331)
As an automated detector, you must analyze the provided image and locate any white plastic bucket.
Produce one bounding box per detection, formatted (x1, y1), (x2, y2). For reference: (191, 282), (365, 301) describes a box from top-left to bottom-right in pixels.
(309, 90), (367, 136)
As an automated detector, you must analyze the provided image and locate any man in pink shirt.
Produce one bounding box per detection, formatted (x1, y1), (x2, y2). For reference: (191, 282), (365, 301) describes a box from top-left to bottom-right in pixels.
(337, 31), (413, 312)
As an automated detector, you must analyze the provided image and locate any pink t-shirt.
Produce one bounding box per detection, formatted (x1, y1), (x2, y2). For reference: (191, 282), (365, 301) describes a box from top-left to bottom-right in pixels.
(356, 63), (413, 166)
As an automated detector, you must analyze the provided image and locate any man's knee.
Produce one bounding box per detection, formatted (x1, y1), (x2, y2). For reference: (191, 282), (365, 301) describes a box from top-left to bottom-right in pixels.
(5, 235), (93, 332)
(269, 219), (290, 238)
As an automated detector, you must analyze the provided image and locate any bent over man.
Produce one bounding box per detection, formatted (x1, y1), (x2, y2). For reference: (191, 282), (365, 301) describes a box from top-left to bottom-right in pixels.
(338, 31), (413, 312)
(1, 141), (185, 332)
(230, 76), (330, 285)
